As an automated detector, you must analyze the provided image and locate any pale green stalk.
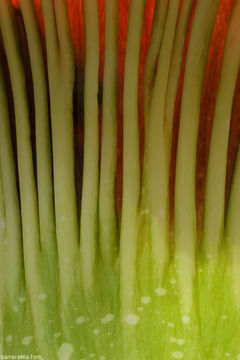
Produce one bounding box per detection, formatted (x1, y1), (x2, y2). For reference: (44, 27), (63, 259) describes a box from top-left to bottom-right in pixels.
(224, 0), (240, 309)
(164, 0), (195, 157)
(80, 0), (100, 294)
(174, 0), (221, 315)
(0, 165), (5, 348)
(0, 0), (52, 355)
(143, 0), (168, 120)
(19, 0), (57, 269)
(120, 0), (145, 323)
(99, 0), (119, 274)
(201, 0), (240, 260)
(41, 0), (78, 298)
(0, 61), (24, 299)
(142, 0), (181, 287)
(0, 0), (41, 298)
(226, 148), (240, 308)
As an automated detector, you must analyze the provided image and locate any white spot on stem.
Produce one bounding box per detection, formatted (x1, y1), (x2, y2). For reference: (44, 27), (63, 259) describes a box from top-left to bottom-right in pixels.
(125, 314), (140, 325)
(101, 314), (115, 324)
(141, 296), (151, 304)
(58, 343), (74, 360)
(155, 287), (167, 296)
(22, 336), (33, 346)
(76, 316), (85, 324)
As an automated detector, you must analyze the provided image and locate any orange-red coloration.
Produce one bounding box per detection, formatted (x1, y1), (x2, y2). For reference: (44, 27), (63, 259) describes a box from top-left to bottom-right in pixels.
(10, 0), (240, 231)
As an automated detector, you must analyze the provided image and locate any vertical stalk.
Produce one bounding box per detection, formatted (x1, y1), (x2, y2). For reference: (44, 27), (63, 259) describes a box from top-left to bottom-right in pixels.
(19, 0), (57, 271)
(0, 0), (41, 297)
(143, 0), (168, 121)
(164, 0), (195, 156)
(80, 0), (100, 294)
(0, 61), (24, 299)
(202, 0), (240, 260)
(99, 0), (119, 274)
(120, 0), (145, 323)
(41, 0), (78, 298)
(174, 0), (221, 315)
(142, 0), (181, 287)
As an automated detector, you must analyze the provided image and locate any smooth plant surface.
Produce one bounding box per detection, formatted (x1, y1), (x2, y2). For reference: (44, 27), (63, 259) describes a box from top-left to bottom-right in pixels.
(0, 0), (240, 359)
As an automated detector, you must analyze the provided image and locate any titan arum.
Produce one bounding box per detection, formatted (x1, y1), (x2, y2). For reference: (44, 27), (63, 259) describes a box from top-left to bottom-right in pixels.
(0, 0), (240, 359)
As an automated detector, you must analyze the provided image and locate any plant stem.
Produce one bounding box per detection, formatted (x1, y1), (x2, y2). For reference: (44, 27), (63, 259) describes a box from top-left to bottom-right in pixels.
(202, 0), (240, 260)
(120, 0), (145, 325)
(143, 0), (168, 121)
(41, 0), (78, 299)
(164, 0), (195, 157)
(174, 0), (221, 314)
(99, 0), (119, 275)
(80, 0), (100, 294)
(142, 0), (181, 287)
(0, 60), (24, 299)
(20, 0), (57, 272)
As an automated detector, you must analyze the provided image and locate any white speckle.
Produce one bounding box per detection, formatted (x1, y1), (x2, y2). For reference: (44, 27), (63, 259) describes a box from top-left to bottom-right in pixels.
(93, 329), (100, 336)
(140, 208), (150, 215)
(177, 339), (185, 346)
(161, 320), (166, 324)
(76, 316), (85, 324)
(22, 336), (33, 346)
(156, 310), (160, 314)
(19, 297), (26, 303)
(110, 343), (114, 347)
(172, 351), (184, 359)
(170, 279), (176, 284)
(170, 337), (176, 343)
(54, 332), (61, 338)
(168, 322), (174, 327)
(155, 287), (167, 296)
(221, 315), (228, 320)
(198, 268), (203, 273)
(99, 357), (106, 360)
(6, 335), (12, 343)
(64, 257), (70, 263)
(60, 216), (66, 222)
(58, 343), (74, 360)
(89, 354), (95, 358)
(13, 305), (19, 312)
(181, 315), (190, 324)
(125, 314), (140, 325)
(237, 354), (240, 360)
(137, 307), (144, 312)
(207, 254), (212, 260)
(141, 296), (151, 304)
(224, 353), (231, 357)
(38, 293), (47, 300)
(101, 314), (115, 324)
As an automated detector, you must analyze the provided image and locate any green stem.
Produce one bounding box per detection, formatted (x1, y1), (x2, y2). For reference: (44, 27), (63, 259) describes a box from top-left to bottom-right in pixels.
(99, 0), (119, 274)
(0, 0), (41, 295)
(20, 0), (57, 268)
(0, 164), (5, 344)
(120, 0), (145, 323)
(143, 0), (168, 121)
(201, 0), (240, 260)
(41, 0), (78, 298)
(174, 0), (220, 315)
(164, 0), (195, 157)
(142, 0), (181, 287)
(80, 0), (100, 294)
(0, 60), (24, 299)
